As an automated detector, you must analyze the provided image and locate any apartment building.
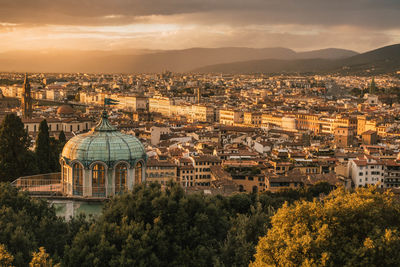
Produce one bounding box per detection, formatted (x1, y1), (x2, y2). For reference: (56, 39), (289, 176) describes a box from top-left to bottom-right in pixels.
(348, 155), (385, 188)
(219, 109), (243, 125)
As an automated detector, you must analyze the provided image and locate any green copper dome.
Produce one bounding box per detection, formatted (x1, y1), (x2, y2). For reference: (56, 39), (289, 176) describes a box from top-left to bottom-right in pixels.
(61, 110), (146, 168)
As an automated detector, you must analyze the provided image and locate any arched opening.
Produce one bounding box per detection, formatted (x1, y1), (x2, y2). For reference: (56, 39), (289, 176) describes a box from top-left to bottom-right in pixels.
(252, 186), (258, 193)
(135, 162), (143, 185)
(73, 163), (83, 196)
(92, 164), (105, 197)
(115, 163), (127, 194)
(239, 185), (244, 192)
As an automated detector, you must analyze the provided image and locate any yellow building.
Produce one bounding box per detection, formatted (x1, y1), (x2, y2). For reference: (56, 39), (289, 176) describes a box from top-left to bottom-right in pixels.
(192, 104), (215, 123)
(146, 159), (178, 185)
(261, 114), (283, 127)
(219, 109), (243, 125)
(295, 113), (320, 133)
(191, 155), (222, 186)
(244, 112), (262, 126)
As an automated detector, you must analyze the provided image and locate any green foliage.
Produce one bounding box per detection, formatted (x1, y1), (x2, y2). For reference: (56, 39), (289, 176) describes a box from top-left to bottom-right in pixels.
(0, 183), (69, 266)
(58, 131), (66, 144)
(0, 114), (38, 181)
(252, 187), (400, 266)
(0, 180), (336, 267)
(35, 120), (61, 173)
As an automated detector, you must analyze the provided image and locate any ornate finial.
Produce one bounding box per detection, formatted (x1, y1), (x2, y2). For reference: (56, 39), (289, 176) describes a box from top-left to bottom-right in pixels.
(93, 109), (116, 132)
(102, 109), (108, 119)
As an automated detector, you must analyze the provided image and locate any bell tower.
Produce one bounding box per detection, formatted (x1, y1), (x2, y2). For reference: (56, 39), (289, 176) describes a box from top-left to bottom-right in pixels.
(21, 73), (32, 119)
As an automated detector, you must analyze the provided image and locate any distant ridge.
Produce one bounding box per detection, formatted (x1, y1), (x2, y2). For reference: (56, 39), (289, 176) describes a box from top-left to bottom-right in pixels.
(0, 47), (358, 73)
(193, 44), (400, 75)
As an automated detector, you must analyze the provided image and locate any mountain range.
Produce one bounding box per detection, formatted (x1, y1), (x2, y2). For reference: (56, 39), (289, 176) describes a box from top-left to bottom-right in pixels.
(0, 44), (398, 74)
(193, 44), (400, 75)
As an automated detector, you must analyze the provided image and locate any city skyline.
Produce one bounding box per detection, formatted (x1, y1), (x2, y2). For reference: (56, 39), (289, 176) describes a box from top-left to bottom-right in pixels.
(0, 0), (399, 53)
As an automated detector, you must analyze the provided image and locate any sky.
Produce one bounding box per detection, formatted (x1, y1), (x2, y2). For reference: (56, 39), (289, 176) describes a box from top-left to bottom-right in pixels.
(0, 0), (399, 53)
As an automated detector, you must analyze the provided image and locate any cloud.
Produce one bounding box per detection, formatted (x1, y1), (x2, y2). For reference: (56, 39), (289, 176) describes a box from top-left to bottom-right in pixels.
(0, 0), (398, 52)
(0, 0), (398, 29)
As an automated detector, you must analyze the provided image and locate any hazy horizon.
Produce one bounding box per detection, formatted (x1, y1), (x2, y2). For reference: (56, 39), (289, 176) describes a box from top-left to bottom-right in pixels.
(0, 0), (399, 53)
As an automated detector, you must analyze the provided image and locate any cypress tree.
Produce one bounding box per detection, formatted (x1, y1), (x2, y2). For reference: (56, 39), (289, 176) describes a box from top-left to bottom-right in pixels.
(0, 114), (38, 181)
(35, 120), (53, 173)
(58, 130), (66, 144)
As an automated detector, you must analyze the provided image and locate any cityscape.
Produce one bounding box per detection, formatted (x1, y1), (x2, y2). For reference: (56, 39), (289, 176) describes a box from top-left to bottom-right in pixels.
(0, 0), (400, 266)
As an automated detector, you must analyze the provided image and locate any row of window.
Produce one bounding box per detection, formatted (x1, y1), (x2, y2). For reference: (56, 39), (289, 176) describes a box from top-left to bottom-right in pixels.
(147, 166), (175, 170)
(65, 162), (143, 196)
(26, 123), (89, 132)
(359, 178), (383, 183)
(358, 171), (382, 176)
(147, 172), (175, 178)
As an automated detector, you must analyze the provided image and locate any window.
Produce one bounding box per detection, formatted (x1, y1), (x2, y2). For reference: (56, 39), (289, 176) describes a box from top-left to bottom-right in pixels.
(73, 163), (83, 196)
(115, 163), (127, 194)
(92, 164), (105, 197)
(359, 172), (363, 176)
(135, 162), (143, 185)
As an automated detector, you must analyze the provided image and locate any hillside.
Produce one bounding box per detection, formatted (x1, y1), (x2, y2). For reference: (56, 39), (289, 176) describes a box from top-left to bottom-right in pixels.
(193, 44), (400, 75)
(0, 47), (357, 73)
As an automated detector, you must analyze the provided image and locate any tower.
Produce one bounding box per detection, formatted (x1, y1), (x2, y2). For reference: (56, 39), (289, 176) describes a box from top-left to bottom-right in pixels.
(21, 73), (32, 119)
(197, 88), (201, 104)
(369, 77), (377, 94)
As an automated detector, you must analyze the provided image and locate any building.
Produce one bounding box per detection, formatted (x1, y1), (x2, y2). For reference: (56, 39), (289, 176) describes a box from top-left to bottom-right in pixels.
(384, 160), (400, 188)
(348, 155), (385, 188)
(60, 110), (147, 197)
(146, 159), (178, 185)
(334, 127), (354, 147)
(361, 130), (378, 145)
(244, 112), (262, 126)
(191, 155), (222, 186)
(219, 109), (243, 125)
(192, 104), (215, 123)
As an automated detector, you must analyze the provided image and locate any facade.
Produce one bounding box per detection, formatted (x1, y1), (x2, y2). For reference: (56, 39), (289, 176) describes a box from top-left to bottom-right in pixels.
(348, 155), (385, 188)
(219, 109), (243, 125)
(244, 112), (262, 126)
(146, 159), (178, 185)
(23, 117), (93, 135)
(334, 127), (354, 147)
(60, 110), (147, 198)
(190, 155), (222, 186)
(192, 104), (215, 122)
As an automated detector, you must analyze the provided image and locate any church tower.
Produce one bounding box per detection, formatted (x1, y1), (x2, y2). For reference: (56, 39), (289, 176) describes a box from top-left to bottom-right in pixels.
(21, 73), (32, 119)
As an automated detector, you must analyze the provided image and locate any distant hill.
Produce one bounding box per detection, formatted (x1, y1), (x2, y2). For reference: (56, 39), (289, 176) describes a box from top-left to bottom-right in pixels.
(193, 44), (400, 75)
(296, 48), (358, 60)
(0, 47), (358, 73)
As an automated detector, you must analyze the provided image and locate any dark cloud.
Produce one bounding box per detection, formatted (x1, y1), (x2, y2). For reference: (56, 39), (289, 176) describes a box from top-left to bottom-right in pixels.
(0, 0), (399, 29)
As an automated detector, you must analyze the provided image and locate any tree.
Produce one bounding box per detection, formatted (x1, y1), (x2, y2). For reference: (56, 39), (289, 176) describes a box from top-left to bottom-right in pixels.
(35, 120), (60, 173)
(219, 204), (272, 267)
(251, 187), (400, 266)
(0, 114), (38, 181)
(35, 120), (52, 173)
(63, 182), (232, 266)
(0, 244), (14, 266)
(58, 131), (66, 144)
(0, 183), (68, 267)
(30, 247), (55, 267)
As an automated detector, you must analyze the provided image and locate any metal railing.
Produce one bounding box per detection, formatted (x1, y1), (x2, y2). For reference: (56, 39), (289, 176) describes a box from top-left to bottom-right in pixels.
(12, 173), (62, 194)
